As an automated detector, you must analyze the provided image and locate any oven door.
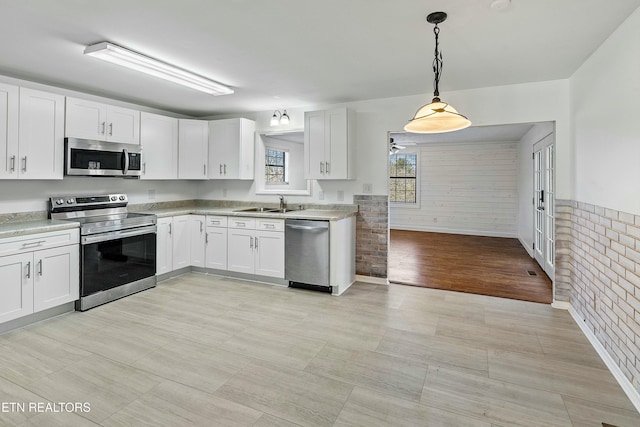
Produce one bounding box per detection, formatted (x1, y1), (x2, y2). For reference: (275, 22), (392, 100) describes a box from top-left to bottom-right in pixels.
(80, 227), (156, 297)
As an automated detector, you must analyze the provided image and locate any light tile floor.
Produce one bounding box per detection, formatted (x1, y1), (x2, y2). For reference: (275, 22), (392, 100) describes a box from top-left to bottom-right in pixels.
(1, 273), (639, 426)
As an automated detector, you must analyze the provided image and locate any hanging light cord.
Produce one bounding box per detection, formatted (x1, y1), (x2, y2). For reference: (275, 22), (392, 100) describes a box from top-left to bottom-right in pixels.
(432, 23), (443, 98)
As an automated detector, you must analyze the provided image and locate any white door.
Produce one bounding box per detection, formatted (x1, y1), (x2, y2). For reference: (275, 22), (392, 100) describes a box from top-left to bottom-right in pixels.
(0, 82), (19, 179)
(65, 97), (106, 140)
(172, 215), (191, 270)
(304, 110), (326, 180)
(33, 245), (79, 312)
(533, 134), (555, 280)
(0, 253), (34, 323)
(254, 230), (284, 278)
(189, 215), (206, 268)
(106, 105), (140, 144)
(227, 229), (254, 274)
(178, 119), (208, 179)
(205, 227), (228, 270)
(208, 119), (234, 179)
(140, 113), (178, 180)
(156, 217), (174, 275)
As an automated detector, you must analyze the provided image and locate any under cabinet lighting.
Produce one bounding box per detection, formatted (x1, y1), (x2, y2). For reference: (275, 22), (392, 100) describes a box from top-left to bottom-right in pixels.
(84, 42), (234, 96)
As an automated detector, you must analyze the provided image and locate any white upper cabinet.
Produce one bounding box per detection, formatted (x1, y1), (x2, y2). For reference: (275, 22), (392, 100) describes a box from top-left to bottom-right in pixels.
(65, 97), (140, 144)
(140, 112), (178, 180)
(0, 82), (19, 179)
(18, 88), (65, 180)
(208, 118), (255, 180)
(304, 107), (355, 180)
(178, 119), (208, 179)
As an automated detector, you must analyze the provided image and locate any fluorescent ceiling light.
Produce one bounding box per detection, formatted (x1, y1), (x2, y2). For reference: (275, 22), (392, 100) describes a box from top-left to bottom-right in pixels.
(84, 42), (234, 96)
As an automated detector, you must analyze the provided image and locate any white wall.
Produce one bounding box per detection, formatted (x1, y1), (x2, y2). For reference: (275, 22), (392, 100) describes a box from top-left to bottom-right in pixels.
(571, 7), (640, 215)
(391, 140), (519, 238)
(517, 122), (555, 256)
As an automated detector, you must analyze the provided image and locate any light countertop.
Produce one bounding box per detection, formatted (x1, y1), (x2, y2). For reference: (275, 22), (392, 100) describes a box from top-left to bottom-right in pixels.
(0, 220), (80, 239)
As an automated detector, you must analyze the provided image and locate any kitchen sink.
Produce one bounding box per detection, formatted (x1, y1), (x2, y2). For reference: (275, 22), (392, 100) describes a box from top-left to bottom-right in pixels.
(270, 208), (300, 213)
(233, 207), (279, 213)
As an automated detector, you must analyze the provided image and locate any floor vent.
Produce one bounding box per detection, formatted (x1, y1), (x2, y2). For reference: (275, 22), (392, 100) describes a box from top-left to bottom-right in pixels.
(527, 270), (537, 276)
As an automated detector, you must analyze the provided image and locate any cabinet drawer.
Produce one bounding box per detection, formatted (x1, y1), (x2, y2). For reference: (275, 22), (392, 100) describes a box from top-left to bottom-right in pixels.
(206, 215), (228, 228)
(228, 218), (256, 229)
(0, 228), (80, 257)
(256, 218), (284, 232)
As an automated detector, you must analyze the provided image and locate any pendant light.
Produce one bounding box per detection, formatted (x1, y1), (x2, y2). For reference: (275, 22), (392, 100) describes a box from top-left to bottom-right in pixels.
(405, 12), (471, 134)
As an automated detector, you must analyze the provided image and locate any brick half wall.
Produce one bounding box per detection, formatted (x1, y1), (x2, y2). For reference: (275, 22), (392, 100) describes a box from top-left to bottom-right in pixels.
(354, 195), (388, 278)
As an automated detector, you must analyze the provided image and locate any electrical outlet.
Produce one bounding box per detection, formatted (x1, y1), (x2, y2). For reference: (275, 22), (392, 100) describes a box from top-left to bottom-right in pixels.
(363, 183), (373, 194)
(148, 189), (156, 200)
(318, 190), (324, 200)
(337, 190), (344, 201)
(222, 188), (228, 198)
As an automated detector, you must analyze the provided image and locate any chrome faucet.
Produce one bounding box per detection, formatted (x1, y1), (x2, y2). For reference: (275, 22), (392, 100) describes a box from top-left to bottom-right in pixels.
(278, 194), (285, 210)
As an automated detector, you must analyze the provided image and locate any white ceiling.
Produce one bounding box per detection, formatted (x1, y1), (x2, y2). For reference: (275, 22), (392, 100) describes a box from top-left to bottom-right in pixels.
(1, 0), (638, 117)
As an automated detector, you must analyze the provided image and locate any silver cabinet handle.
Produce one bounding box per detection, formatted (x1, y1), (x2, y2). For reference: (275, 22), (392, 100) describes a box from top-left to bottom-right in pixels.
(235, 222), (245, 227)
(38, 259), (43, 276)
(168, 223), (172, 235)
(320, 161), (324, 174)
(22, 156), (27, 172)
(203, 164), (206, 176)
(10, 155), (15, 172)
(325, 161), (330, 174)
(205, 233), (209, 244)
(21, 240), (46, 248)
(223, 164), (227, 174)
(265, 223), (275, 229)
(101, 122), (106, 135)
(200, 221), (203, 233)
(249, 236), (253, 249)
(108, 122), (113, 136)
(219, 164), (223, 175)
(26, 261), (31, 279)
(142, 163), (146, 174)
(255, 237), (258, 250)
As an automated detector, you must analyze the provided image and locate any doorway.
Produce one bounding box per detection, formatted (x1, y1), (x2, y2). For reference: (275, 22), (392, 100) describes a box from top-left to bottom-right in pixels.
(387, 123), (554, 303)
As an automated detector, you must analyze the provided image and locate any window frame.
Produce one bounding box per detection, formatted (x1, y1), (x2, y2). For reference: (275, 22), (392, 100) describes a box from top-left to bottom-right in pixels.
(389, 150), (420, 208)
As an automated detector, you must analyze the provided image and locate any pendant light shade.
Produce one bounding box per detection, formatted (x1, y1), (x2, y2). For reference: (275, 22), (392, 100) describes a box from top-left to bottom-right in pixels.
(404, 12), (471, 134)
(405, 97), (471, 133)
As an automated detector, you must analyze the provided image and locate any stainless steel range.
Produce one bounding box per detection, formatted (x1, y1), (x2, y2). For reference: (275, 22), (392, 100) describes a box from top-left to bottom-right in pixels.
(49, 194), (157, 311)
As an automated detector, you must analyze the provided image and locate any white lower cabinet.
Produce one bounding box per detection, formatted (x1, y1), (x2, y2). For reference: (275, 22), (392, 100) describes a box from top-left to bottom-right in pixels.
(0, 229), (79, 325)
(189, 215), (205, 268)
(205, 216), (228, 270)
(228, 218), (284, 278)
(156, 217), (174, 275)
(172, 215), (191, 270)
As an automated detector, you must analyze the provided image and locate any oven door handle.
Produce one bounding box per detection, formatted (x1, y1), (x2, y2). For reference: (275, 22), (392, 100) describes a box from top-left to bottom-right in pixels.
(81, 226), (156, 245)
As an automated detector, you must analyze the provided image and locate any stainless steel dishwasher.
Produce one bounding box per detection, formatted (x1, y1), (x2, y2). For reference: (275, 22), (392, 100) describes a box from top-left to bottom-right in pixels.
(285, 219), (331, 292)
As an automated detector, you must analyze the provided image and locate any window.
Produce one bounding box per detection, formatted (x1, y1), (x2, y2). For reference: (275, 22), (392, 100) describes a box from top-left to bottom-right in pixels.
(265, 148), (288, 184)
(389, 153), (417, 203)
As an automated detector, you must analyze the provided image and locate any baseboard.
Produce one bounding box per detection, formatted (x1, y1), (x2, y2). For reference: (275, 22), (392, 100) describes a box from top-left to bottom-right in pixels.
(356, 274), (389, 285)
(333, 279), (356, 296)
(518, 236), (534, 258)
(390, 225), (517, 239)
(551, 300), (570, 310)
(568, 305), (640, 413)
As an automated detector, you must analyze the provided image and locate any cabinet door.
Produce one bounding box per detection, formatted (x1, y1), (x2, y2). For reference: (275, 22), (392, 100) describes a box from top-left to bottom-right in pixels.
(107, 105), (140, 144)
(238, 118), (255, 180)
(227, 229), (254, 274)
(172, 215), (191, 270)
(65, 97), (106, 140)
(0, 253), (33, 323)
(33, 245), (79, 312)
(254, 230), (284, 278)
(205, 227), (228, 270)
(304, 110), (326, 180)
(189, 215), (206, 268)
(325, 108), (348, 179)
(0, 83), (19, 179)
(178, 119), (208, 179)
(140, 112), (178, 180)
(208, 119), (234, 179)
(156, 217), (173, 275)
(18, 88), (65, 179)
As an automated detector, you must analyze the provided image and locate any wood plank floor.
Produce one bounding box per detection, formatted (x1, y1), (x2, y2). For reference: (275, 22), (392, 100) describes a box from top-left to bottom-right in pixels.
(389, 230), (553, 304)
(0, 273), (638, 426)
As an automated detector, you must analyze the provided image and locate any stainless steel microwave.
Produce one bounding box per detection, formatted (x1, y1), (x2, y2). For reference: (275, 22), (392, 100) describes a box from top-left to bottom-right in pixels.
(65, 138), (142, 177)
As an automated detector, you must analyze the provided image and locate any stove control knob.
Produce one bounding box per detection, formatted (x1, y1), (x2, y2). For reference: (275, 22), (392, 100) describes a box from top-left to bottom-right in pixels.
(119, 195), (125, 200)
(56, 199), (64, 205)
(66, 199), (74, 204)
(111, 196), (117, 201)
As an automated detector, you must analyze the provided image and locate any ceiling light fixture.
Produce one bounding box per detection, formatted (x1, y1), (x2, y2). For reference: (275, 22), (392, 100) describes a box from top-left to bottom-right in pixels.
(404, 12), (471, 134)
(270, 110), (290, 126)
(84, 42), (234, 96)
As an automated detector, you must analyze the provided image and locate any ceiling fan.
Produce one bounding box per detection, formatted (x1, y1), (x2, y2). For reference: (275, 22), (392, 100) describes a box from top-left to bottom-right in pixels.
(389, 137), (406, 155)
